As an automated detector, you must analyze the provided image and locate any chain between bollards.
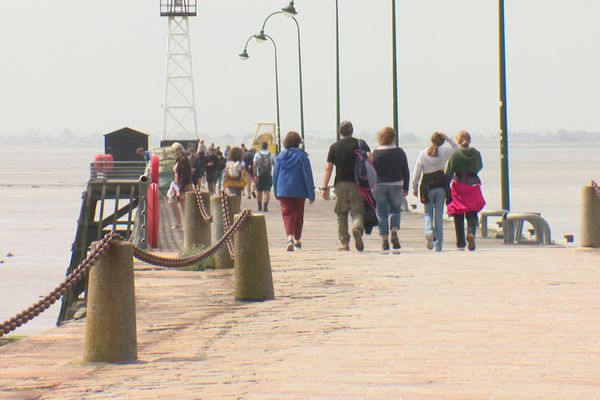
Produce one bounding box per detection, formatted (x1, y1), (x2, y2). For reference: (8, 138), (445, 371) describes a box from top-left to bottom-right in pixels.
(133, 209), (252, 268)
(0, 232), (121, 338)
(193, 185), (213, 222)
(220, 191), (236, 259)
(592, 181), (600, 200)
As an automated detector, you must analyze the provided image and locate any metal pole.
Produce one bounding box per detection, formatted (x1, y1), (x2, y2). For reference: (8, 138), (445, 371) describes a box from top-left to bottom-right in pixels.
(260, 12), (304, 149)
(266, 35), (282, 153)
(499, 0), (511, 210)
(292, 17), (305, 149)
(391, 0), (399, 145)
(335, 0), (341, 141)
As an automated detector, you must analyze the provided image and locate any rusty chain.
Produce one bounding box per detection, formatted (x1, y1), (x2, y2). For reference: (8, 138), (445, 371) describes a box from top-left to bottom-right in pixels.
(0, 232), (121, 338)
(193, 185), (213, 222)
(220, 191), (235, 258)
(132, 208), (251, 267)
(592, 181), (600, 200)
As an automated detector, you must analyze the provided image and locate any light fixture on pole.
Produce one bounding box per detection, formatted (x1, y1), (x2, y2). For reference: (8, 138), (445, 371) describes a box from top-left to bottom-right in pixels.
(282, 1), (297, 17)
(239, 35), (282, 152)
(258, 5), (304, 148)
(254, 30), (267, 43)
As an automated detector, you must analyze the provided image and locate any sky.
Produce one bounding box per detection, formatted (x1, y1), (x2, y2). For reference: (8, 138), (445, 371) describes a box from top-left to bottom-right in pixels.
(0, 0), (599, 145)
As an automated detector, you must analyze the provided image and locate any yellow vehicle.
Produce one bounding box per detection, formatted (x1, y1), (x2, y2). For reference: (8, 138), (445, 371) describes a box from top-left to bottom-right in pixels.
(252, 122), (279, 155)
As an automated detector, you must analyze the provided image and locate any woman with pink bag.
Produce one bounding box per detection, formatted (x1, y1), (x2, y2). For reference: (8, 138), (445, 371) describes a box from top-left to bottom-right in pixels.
(446, 130), (486, 251)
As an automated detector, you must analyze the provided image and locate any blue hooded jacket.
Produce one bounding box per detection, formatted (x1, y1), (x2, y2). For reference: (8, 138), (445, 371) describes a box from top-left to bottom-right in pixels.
(273, 148), (315, 201)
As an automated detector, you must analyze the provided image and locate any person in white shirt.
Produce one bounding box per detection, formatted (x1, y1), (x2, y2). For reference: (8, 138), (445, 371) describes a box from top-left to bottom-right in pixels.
(412, 132), (458, 251)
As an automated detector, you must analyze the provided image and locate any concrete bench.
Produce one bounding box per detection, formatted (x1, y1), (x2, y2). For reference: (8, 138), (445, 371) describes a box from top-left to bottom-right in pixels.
(480, 209), (508, 238)
(503, 212), (552, 245)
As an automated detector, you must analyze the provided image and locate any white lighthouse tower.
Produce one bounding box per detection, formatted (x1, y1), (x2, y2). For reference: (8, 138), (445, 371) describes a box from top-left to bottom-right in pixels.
(160, 0), (198, 143)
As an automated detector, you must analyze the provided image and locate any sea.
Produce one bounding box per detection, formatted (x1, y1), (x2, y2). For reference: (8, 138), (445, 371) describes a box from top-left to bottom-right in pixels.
(0, 143), (598, 335)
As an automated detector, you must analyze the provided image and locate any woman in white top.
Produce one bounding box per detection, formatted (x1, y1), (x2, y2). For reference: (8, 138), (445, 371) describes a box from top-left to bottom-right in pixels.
(412, 132), (457, 251)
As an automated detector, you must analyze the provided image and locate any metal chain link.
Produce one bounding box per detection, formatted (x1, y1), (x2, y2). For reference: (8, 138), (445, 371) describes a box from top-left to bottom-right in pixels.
(592, 181), (600, 200)
(220, 191), (235, 258)
(193, 185), (213, 222)
(0, 232), (121, 338)
(133, 209), (251, 268)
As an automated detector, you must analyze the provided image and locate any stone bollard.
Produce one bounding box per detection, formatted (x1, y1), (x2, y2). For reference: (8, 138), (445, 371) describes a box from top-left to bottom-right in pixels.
(580, 185), (600, 247)
(84, 240), (137, 363)
(211, 194), (240, 269)
(183, 191), (211, 252)
(234, 214), (274, 301)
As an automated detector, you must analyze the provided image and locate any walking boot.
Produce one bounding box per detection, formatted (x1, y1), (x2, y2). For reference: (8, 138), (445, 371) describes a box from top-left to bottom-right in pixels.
(382, 239), (390, 251)
(391, 232), (401, 249)
(352, 228), (364, 252)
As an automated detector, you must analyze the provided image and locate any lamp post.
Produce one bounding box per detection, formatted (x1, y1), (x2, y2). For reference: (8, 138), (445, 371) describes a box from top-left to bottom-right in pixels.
(239, 34), (282, 152)
(498, 0), (511, 210)
(391, 0), (399, 145)
(335, 0), (340, 141)
(256, 3), (304, 148)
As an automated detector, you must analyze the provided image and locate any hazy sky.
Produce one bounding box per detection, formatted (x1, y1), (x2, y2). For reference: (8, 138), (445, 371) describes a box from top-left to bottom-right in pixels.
(0, 0), (599, 143)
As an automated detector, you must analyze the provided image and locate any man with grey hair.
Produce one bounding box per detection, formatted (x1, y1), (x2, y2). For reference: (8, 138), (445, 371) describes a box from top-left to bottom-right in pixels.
(321, 121), (370, 251)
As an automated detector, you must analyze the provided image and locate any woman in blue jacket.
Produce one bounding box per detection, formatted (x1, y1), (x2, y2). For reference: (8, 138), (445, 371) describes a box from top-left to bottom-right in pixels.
(274, 131), (315, 252)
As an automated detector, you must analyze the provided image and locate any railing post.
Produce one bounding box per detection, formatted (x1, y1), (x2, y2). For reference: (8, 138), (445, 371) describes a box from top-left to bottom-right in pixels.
(133, 174), (149, 249)
(581, 185), (600, 247)
(84, 240), (137, 363)
(183, 191), (211, 252)
(210, 194), (240, 269)
(234, 214), (274, 302)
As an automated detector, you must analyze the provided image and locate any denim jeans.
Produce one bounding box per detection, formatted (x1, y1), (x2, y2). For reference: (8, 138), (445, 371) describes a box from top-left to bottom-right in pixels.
(424, 187), (446, 251)
(373, 184), (403, 236)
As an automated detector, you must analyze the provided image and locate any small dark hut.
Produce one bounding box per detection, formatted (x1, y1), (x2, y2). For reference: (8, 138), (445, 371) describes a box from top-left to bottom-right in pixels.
(104, 127), (149, 162)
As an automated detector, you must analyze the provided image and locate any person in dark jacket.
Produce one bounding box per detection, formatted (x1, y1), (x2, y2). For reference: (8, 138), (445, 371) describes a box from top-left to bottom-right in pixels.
(274, 131), (315, 251)
(372, 127), (410, 250)
(446, 130), (485, 251)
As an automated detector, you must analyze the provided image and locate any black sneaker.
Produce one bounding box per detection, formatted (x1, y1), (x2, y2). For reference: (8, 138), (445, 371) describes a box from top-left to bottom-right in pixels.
(258, 202), (262, 212)
(382, 240), (390, 251)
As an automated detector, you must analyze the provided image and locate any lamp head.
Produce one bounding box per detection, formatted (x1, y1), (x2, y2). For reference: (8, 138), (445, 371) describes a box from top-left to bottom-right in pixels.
(282, 1), (297, 17)
(254, 31), (267, 43)
(239, 49), (249, 60)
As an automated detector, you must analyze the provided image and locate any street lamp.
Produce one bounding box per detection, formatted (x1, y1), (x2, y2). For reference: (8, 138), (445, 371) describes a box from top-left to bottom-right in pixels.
(257, 6), (304, 148)
(498, 0), (511, 210)
(391, 0), (399, 145)
(239, 35), (282, 152)
(282, 1), (297, 17)
(335, 0), (340, 140)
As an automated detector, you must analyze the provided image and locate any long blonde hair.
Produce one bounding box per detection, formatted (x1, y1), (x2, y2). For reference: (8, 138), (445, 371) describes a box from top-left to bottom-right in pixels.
(456, 130), (471, 148)
(426, 131), (446, 157)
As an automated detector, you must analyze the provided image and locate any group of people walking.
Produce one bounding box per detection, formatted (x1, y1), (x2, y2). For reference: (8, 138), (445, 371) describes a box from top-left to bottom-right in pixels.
(166, 140), (280, 229)
(321, 121), (485, 252)
(163, 122), (485, 253)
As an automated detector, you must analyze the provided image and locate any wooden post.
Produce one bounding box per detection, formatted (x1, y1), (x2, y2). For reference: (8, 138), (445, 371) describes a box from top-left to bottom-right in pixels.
(84, 240), (137, 363)
(580, 185), (600, 247)
(211, 194), (240, 269)
(234, 214), (274, 301)
(183, 191), (211, 252)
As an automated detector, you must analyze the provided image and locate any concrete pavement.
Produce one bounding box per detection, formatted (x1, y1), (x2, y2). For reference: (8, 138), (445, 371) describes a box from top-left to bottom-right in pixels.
(1, 197), (599, 399)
